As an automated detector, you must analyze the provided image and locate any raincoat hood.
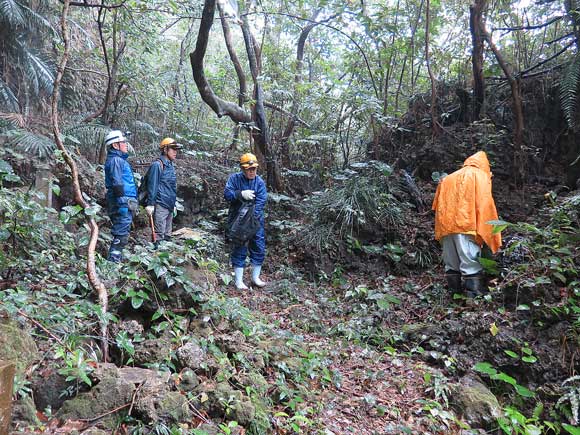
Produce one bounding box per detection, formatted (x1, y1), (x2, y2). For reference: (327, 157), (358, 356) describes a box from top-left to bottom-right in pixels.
(432, 151), (501, 253)
(463, 151), (491, 176)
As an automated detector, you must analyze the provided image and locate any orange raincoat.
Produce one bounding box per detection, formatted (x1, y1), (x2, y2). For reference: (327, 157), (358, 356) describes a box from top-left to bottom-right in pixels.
(432, 151), (502, 253)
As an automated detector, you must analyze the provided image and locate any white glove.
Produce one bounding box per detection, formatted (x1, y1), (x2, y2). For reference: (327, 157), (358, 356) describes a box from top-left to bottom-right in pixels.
(145, 205), (154, 216)
(241, 190), (255, 201)
(173, 207), (177, 217)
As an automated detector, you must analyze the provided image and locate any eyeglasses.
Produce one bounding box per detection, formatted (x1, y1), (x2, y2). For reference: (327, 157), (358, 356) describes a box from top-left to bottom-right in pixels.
(244, 167), (257, 171)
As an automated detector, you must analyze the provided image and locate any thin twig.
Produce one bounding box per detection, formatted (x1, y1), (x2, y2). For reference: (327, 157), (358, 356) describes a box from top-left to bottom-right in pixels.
(17, 309), (66, 348)
(79, 403), (131, 422)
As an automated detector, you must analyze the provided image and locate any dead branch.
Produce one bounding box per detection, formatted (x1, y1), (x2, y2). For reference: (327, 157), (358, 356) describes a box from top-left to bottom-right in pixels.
(493, 15), (563, 31)
(51, 0), (109, 362)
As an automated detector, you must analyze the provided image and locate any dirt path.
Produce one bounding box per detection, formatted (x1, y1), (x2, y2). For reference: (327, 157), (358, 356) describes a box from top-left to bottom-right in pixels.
(232, 273), (462, 434)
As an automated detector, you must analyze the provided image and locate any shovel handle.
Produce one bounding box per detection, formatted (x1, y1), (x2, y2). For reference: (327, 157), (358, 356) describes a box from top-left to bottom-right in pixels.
(148, 214), (157, 243)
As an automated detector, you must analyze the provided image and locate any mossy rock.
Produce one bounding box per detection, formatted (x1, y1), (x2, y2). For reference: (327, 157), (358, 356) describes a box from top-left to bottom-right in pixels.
(57, 376), (135, 429)
(451, 376), (501, 430)
(0, 319), (39, 375)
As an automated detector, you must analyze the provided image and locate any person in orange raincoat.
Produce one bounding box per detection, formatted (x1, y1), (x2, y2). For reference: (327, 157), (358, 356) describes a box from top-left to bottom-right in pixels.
(432, 151), (502, 296)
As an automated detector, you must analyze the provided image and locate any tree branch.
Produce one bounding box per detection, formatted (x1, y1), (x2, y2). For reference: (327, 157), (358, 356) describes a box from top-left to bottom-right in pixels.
(264, 101), (310, 127)
(242, 10), (380, 99)
(493, 15), (563, 31)
(189, 0), (251, 123)
(61, 0), (128, 9)
(519, 39), (575, 77)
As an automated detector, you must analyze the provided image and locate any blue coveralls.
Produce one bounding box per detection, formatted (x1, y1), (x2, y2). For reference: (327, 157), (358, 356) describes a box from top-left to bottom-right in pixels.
(145, 156), (177, 241)
(104, 148), (137, 262)
(224, 172), (267, 267)
(145, 156), (177, 210)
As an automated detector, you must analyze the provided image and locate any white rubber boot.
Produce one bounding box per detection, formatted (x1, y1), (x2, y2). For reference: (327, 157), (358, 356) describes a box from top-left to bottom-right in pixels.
(252, 265), (266, 287)
(234, 267), (248, 290)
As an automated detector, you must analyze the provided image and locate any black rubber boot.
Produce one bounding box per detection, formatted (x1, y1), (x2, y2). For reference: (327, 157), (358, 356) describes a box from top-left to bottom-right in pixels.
(464, 273), (486, 297)
(108, 235), (128, 263)
(445, 270), (462, 293)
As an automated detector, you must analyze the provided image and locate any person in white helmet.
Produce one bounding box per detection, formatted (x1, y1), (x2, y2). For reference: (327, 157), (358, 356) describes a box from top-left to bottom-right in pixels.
(103, 130), (137, 262)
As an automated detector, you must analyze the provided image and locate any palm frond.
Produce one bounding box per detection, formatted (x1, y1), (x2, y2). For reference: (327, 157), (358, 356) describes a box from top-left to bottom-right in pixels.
(68, 18), (95, 49)
(0, 80), (18, 112)
(5, 129), (55, 158)
(0, 0), (26, 28)
(0, 112), (25, 129)
(559, 51), (580, 130)
(63, 123), (109, 152)
(18, 42), (54, 96)
(18, 1), (56, 36)
(131, 120), (160, 138)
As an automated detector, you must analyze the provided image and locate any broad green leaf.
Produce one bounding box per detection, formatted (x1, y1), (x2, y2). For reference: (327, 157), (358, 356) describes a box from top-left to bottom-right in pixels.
(563, 424), (580, 435)
(514, 384), (535, 398)
(504, 350), (518, 359)
(131, 296), (144, 309)
(473, 362), (497, 376)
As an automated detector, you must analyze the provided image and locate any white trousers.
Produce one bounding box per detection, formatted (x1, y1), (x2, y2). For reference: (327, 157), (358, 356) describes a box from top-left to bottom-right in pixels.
(441, 234), (482, 275)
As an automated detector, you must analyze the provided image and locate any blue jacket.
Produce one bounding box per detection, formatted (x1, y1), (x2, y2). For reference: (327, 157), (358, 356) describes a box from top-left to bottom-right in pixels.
(224, 172), (267, 221)
(146, 156), (177, 210)
(105, 149), (137, 207)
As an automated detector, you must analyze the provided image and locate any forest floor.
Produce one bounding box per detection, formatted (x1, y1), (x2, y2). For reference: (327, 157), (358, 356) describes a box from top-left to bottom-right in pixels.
(4, 149), (579, 435)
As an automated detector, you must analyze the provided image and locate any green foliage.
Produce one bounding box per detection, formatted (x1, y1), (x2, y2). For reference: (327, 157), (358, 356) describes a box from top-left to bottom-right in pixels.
(300, 163), (406, 253)
(0, 164), (63, 272)
(473, 362), (535, 398)
(55, 347), (95, 387)
(423, 371), (450, 408)
(497, 404), (559, 435)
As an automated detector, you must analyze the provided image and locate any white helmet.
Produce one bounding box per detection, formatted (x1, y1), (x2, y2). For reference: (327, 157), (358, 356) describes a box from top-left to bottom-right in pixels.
(104, 130), (128, 147)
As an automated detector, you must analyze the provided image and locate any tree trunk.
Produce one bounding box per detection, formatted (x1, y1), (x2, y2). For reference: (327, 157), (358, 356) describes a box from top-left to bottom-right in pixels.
(190, 0), (282, 190)
(470, 0), (486, 120)
(425, 0), (441, 136)
(481, 25), (525, 182)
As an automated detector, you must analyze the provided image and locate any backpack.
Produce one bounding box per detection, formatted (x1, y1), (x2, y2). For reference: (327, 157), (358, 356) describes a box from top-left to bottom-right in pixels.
(138, 158), (164, 206)
(226, 201), (261, 247)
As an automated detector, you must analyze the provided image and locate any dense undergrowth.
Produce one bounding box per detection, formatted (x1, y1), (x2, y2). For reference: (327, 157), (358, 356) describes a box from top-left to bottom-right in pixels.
(2, 144), (580, 435)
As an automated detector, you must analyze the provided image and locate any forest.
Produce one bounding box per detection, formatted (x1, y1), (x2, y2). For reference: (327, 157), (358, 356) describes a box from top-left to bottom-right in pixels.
(0, 0), (579, 434)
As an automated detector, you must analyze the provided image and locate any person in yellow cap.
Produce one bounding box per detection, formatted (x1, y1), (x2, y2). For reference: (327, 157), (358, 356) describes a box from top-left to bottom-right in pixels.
(144, 138), (183, 243)
(224, 153), (268, 290)
(432, 151), (502, 297)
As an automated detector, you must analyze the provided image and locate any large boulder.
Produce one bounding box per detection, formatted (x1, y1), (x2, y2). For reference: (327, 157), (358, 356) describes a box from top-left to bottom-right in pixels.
(58, 365), (171, 429)
(0, 319), (39, 375)
(451, 376), (501, 430)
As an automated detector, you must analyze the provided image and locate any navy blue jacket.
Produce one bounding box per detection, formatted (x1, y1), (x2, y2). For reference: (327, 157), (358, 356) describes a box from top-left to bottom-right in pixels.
(146, 156), (177, 210)
(105, 149), (137, 207)
(224, 172), (267, 222)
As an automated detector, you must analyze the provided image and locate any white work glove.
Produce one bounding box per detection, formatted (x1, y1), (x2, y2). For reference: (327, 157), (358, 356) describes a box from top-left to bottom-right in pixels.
(173, 206), (177, 217)
(241, 190), (255, 201)
(145, 205), (154, 216)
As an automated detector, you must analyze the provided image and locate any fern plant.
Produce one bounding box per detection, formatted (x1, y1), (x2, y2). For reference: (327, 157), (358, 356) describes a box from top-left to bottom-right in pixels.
(63, 123), (110, 162)
(4, 128), (54, 158)
(559, 52), (580, 130)
(0, 0), (56, 111)
(557, 375), (580, 425)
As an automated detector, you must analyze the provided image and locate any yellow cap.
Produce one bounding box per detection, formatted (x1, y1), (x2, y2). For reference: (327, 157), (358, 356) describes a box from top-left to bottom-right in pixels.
(160, 137), (183, 150)
(240, 153), (259, 169)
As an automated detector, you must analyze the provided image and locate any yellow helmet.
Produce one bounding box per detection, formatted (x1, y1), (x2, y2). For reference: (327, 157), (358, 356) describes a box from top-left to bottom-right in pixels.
(240, 153), (259, 169)
(160, 137), (183, 150)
